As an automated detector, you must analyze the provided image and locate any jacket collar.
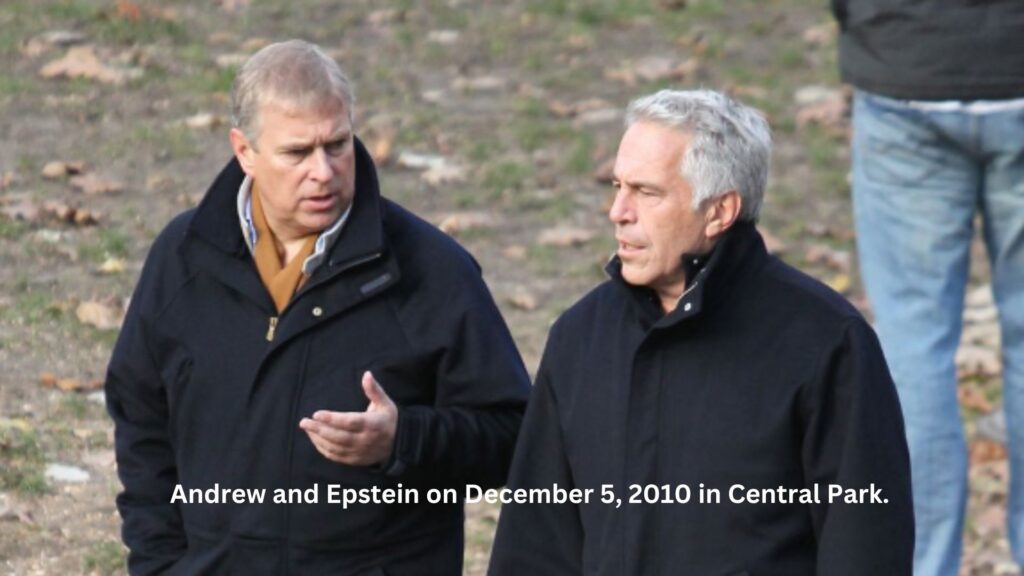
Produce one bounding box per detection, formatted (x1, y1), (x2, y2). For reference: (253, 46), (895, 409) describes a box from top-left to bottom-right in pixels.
(606, 220), (768, 330)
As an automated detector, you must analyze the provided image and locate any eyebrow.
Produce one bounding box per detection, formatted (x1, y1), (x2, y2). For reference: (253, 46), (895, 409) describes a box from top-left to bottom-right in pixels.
(613, 177), (665, 193)
(277, 130), (352, 152)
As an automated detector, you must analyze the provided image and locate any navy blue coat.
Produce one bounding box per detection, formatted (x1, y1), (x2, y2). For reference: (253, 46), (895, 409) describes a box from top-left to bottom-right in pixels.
(490, 222), (913, 575)
(106, 140), (530, 575)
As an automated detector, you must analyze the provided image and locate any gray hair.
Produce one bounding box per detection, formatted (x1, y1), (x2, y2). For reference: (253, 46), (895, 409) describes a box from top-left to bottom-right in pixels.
(625, 89), (771, 222)
(231, 39), (356, 147)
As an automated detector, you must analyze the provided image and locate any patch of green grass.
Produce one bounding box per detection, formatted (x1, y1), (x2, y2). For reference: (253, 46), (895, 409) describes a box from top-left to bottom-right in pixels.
(0, 73), (36, 97)
(0, 218), (29, 240)
(93, 13), (189, 46)
(174, 65), (236, 96)
(564, 131), (594, 175)
(0, 425), (48, 496)
(59, 395), (90, 420)
(78, 228), (132, 263)
(483, 160), (532, 196)
(83, 540), (127, 576)
(5, 292), (63, 325)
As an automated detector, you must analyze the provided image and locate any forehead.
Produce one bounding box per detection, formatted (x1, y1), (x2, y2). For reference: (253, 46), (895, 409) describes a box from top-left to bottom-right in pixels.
(257, 98), (351, 142)
(614, 121), (689, 181)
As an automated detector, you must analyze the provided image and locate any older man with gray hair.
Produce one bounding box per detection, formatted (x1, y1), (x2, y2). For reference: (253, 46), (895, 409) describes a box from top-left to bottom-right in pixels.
(489, 89), (913, 575)
(105, 39), (529, 575)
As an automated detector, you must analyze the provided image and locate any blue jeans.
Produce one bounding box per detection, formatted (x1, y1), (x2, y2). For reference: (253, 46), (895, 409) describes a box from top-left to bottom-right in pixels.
(852, 91), (1024, 576)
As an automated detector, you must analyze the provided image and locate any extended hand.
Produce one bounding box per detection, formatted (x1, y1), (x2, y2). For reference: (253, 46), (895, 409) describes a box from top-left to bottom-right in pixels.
(299, 371), (398, 467)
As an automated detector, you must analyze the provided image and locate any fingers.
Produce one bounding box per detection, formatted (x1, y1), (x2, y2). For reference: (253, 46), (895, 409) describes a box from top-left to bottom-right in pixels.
(361, 371), (394, 409)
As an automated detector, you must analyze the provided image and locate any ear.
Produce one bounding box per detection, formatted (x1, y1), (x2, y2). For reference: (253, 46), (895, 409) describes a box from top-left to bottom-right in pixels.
(229, 128), (257, 177)
(703, 190), (742, 240)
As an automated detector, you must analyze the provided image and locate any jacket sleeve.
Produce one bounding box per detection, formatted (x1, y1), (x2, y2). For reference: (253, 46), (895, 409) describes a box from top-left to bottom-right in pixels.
(105, 260), (185, 574)
(800, 319), (914, 575)
(386, 264), (530, 488)
(488, 357), (584, 575)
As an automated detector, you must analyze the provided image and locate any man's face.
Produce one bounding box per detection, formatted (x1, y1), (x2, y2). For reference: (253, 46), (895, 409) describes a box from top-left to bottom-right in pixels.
(610, 121), (712, 301)
(232, 99), (355, 242)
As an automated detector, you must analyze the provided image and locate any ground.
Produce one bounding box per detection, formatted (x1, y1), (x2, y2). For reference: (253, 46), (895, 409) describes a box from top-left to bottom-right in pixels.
(0, 0), (1015, 574)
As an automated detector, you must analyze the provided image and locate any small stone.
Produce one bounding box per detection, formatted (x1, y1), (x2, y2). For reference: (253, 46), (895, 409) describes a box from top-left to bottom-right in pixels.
(44, 463), (90, 483)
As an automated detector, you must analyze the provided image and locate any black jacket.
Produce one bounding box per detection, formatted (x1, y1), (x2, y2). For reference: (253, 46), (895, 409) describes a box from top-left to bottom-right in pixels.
(833, 0), (1024, 100)
(105, 140), (530, 575)
(489, 222), (913, 575)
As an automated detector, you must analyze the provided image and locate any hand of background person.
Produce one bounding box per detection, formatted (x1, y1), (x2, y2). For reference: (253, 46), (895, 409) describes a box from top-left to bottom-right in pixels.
(299, 371), (398, 467)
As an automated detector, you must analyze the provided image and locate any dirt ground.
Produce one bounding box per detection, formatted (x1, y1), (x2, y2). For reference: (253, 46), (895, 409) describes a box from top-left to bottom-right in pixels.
(0, 1), (1016, 574)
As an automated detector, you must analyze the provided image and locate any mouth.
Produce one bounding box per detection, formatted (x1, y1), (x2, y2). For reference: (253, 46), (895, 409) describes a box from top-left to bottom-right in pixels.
(302, 193), (338, 212)
(616, 237), (645, 256)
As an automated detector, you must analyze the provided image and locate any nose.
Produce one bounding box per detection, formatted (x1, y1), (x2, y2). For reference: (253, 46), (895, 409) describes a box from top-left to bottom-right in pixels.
(608, 188), (635, 224)
(308, 147), (334, 183)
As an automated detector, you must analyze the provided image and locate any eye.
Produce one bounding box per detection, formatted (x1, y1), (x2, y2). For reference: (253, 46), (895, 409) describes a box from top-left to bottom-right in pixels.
(325, 139), (348, 155)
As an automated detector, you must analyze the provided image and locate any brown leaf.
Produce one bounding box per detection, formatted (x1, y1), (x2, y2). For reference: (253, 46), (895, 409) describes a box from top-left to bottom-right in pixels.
(538, 227), (595, 247)
(794, 86), (849, 135)
(970, 439), (1008, 466)
(366, 9), (405, 25)
(502, 245), (527, 261)
(56, 377), (82, 391)
(802, 22), (838, 47)
(606, 56), (700, 86)
(548, 98), (613, 118)
(508, 291), (539, 311)
(98, 258), (126, 274)
(75, 300), (123, 331)
(40, 160), (85, 180)
(115, 0), (143, 21)
(958, 384), (993, 413)
(39, 372), (58, 388)
(69, 173), (124, 195)
(437, 212), (496, 236)
(0, 171), (18, 190)
(367, 133), (395, 167)
(40, 45), (131, 85)
(183, 113), (224, 130)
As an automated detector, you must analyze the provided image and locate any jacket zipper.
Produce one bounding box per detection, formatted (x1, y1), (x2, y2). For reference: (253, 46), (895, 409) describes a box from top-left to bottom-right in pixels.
(266, 316), (278, 341)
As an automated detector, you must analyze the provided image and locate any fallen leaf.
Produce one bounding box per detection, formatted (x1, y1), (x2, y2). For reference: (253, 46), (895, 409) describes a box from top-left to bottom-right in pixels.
(956, 345), (1002, 378)
(98, 258), (127, 274)
(0, 171), (18, 190)
(825, 273), (851, 294)
(538, 227), (595, 247)
(452, 75), (508, 93)
(40, 160), (85, 179)
(509, 291), (539, 311)
(40, 45), (135, 85)
(76, 300), (123, 331)
(217, 0), (252, 12)
(794, 85), (849, 135)
(438, 212), (496, 235)
(548, 98), (614, 118)
(366, 8), (404, 25)
(427, 30), (461, 45)
(396, 152), (446, 171)
(607, 56), (700, 86)
(970, 439), (1008, 466)
(958, 385), (993, 413)
(115, 0), (143, 21)
(39, 372), (58, 388)
(802, 22), (838, 47)
(57, 378), (82, 391)
(502, 245), (527, 260)
(69, 173), (124, 195)
(183, 113), (224, 130)
(422, 163), (467, 186)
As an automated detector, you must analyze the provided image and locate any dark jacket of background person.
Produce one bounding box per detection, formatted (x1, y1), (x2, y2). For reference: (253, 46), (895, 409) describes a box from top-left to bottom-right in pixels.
(833, 0), (1024, 100)
(489, 222), (914, 576)
(105, 139), (530, 575)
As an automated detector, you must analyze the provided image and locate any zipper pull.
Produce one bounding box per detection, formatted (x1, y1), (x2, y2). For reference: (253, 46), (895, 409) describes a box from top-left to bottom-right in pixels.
(266, 316), (278, 341)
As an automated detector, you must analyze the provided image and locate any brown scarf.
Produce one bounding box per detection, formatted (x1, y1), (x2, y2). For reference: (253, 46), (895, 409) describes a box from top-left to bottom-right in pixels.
(251, 184), (318, 313)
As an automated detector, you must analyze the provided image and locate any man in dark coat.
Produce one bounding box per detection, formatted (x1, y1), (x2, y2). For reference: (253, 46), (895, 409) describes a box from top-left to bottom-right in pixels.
(489, 89), (914, 575)
(105, 39), (530, 575)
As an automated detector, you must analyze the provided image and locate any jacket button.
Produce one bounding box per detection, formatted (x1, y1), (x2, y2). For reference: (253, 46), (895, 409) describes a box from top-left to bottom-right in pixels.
(683, 302), (692, 312)
(312, 306), (323, 317)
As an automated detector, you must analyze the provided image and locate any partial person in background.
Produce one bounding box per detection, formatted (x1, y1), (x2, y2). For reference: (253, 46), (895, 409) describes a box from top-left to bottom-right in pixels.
(489, 89), (913, 576)
(833, 2), (1024, 574)
(105, 39), (529, 575)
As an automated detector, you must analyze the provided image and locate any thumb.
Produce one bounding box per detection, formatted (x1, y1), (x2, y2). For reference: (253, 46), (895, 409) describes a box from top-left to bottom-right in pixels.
(362, 371), (393, 409)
